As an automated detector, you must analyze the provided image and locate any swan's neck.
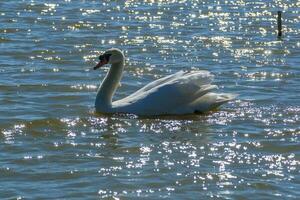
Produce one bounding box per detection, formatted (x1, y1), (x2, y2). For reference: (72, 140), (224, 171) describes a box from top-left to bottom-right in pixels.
(96, 61), (124, 106)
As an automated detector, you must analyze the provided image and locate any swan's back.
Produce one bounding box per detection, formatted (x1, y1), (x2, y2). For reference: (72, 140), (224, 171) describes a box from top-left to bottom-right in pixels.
(113, 70), (235, 115)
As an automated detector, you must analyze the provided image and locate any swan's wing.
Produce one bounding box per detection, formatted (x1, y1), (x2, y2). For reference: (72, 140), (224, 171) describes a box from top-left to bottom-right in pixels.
(114, 70), (216, 115)
(123, 70), (213, 100)
(121, 70), (187, 101)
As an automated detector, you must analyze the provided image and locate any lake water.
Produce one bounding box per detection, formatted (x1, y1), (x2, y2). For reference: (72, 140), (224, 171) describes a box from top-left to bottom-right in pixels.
(0, 0), (299, 199)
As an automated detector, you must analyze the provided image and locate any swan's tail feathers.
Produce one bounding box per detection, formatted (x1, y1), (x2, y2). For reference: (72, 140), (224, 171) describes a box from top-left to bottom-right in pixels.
(190, 92), (237, 113)
(194, 84), (218, 98)
(216, 93), (237, 103)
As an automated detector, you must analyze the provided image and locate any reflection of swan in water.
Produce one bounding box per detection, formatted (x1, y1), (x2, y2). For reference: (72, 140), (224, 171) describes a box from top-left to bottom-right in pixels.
(93, 48), (236, 115)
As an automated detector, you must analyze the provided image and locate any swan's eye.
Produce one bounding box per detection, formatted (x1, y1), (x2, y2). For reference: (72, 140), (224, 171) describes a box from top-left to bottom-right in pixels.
(99, 54), (112, 62)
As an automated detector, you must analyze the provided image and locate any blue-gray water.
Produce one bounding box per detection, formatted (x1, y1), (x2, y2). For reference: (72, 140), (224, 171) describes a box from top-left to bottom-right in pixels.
(1, 0), (299, 199)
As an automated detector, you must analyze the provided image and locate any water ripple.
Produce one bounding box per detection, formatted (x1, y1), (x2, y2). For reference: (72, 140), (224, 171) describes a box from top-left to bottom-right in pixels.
(0, 0), (299, 199)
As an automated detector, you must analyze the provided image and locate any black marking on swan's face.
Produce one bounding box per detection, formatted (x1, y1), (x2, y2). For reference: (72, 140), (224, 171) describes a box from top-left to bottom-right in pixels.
(99, 53), (112, 63)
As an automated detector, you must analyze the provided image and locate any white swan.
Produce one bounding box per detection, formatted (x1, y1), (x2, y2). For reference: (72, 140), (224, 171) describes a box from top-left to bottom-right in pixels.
(94, 48), (236, 115)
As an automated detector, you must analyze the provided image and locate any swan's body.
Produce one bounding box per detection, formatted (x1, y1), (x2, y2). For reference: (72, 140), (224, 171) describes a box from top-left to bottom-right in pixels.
(94, 48), (235, 115)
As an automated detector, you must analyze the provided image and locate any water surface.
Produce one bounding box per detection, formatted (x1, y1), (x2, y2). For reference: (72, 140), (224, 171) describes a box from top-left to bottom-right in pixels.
(0, 0), (299, 199)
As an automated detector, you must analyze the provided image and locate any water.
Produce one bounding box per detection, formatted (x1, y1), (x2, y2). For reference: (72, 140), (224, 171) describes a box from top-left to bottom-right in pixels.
(0, 0), (299, 199)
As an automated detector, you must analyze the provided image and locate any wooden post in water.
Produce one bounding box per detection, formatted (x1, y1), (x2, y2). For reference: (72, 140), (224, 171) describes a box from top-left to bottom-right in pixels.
(277, 11), (282, 37)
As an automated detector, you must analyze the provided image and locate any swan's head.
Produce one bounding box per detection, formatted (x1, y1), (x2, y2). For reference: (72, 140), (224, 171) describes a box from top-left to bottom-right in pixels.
(94, 48), (124, 70)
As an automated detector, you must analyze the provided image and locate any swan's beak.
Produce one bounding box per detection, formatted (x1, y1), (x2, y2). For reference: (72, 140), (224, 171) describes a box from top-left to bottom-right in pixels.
(93, 60), (108, 70)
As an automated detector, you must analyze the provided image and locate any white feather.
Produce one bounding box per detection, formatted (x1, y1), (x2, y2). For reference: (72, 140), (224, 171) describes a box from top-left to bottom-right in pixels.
(95, 48), (236, 115)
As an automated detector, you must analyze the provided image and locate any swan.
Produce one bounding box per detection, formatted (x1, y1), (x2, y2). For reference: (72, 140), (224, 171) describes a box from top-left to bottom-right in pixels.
(93, 48), (236, 115)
